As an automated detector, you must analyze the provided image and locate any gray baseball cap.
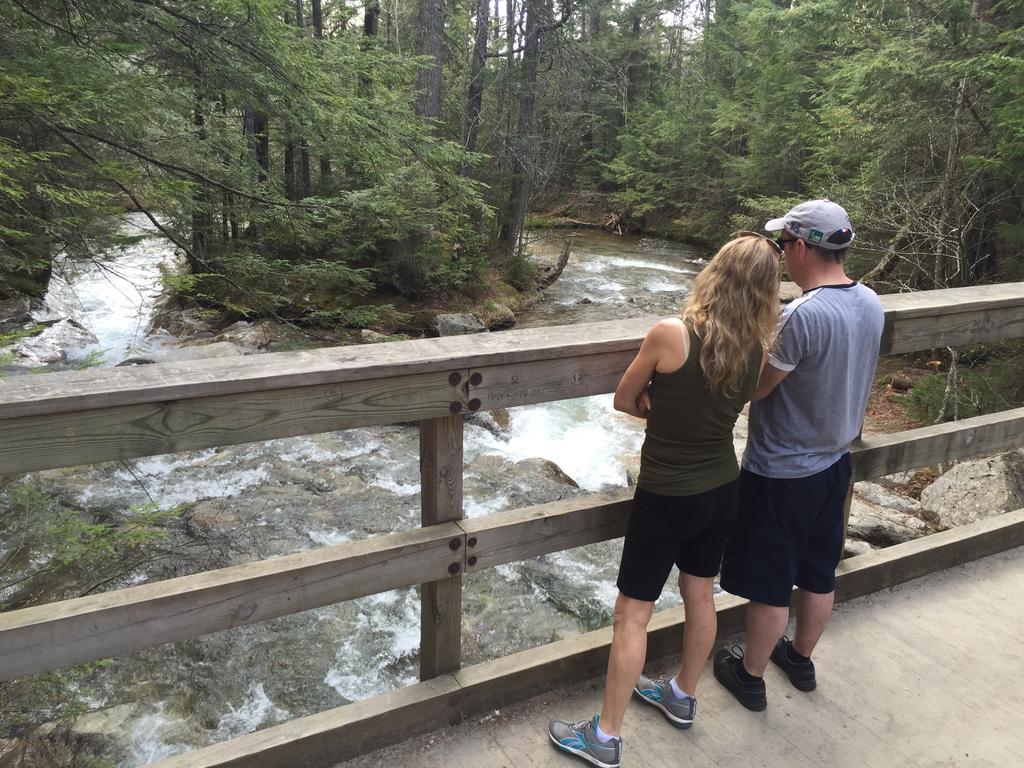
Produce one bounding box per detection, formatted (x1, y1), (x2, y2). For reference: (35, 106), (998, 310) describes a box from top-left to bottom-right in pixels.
(765, 199), (855, 250)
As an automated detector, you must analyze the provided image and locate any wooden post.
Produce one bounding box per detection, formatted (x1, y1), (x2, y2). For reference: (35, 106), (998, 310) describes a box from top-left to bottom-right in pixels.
(419, 415), (464, 680)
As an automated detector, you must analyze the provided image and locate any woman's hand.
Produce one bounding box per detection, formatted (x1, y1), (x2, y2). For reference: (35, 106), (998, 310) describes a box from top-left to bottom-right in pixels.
(636, 384), (652, 417)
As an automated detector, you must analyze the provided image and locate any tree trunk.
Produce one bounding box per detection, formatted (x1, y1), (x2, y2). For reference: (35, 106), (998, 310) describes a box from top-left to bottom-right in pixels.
(299, 140), (311, 198)
(242, 107), (268, 241)
(311, 0), (331, 181)
(504, 0), (541, 257)
(244, 108), (270, 181)
(934, 76), (967, 289)
(291, 1), (311, 196)
(311, 0), (324, 35)
(191, 93), (212, 271)
(365, 1), (380, 36)
(360, 0), (380, 97)
(624, 12), (642, 122)
(284, 140), (296, 200)
(463, 0), (489, 156)
(507, 0), (517, 66)
(415, 0), (445, 123)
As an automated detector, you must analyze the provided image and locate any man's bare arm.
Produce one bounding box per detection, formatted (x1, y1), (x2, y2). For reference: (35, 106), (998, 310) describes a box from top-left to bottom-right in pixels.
(752, 363), (790, 402)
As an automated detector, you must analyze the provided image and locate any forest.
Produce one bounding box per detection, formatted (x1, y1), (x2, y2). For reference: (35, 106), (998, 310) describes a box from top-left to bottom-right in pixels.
(2, 0), (1021, 331)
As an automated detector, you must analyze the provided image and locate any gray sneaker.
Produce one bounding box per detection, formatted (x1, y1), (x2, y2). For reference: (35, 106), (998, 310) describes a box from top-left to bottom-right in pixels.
(633, 674), (696, 728)
(548, 715), (621, 768)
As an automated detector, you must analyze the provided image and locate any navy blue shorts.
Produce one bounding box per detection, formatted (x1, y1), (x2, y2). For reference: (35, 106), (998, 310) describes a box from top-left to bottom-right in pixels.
(719, 453), (851, 607)
(616, 478), (740, 602)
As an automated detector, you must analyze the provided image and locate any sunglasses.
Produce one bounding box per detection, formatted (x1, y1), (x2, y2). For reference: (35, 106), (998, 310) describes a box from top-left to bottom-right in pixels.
(734, 230), (784, 256)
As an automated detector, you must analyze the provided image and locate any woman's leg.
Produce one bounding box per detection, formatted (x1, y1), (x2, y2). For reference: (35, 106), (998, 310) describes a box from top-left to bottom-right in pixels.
(677, 572), (716, 695)
(598, 592), (655, 736)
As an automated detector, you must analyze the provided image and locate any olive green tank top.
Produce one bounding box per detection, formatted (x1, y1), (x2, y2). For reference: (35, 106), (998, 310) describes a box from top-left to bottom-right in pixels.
(637, 321), (762, 496)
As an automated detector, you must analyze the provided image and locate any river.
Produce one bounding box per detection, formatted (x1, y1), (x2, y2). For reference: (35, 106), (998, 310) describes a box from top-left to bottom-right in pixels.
(1, 217), (710, 766)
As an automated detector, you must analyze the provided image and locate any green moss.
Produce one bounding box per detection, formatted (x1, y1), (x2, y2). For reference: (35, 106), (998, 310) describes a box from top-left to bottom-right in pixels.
(0, 323), (45, 347)
(524, 215), (562, 229)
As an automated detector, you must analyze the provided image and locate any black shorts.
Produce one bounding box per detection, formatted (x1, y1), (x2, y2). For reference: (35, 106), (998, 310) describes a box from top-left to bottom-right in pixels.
(720, 453), (852, 608)
(616, 478), (740, 602)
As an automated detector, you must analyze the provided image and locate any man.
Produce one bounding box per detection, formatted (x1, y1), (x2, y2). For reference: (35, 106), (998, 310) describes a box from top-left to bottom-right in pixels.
(715, 199), (884, 710)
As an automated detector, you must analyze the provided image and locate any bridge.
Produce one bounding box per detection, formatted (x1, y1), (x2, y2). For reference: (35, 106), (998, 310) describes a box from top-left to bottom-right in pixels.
(1, 282), (1023, 767)
(331, 548), (1022, 767)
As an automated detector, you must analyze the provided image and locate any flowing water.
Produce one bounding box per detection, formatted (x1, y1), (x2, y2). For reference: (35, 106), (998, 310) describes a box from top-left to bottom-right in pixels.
(27, 213), (185, 367)
(2, 223), (712, 765)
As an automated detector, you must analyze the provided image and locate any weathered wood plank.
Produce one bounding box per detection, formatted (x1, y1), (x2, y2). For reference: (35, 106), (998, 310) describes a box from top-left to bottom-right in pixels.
(0, 318), (654, 420)
(460, 490), (631, 573)
(0, 522), (463, 681)
(0, 370), (467, 474)
(833, 507), (1024, 600)
(878, 281), (1024, 318)
(419, 416), (464, 680)
(4, 284), (1021, 422)
(850, 406), (1024, 481)
(2, 285), (1023, 473)
(148, 675), (463, 768)
(146, 513), (1024, 768)
(468, 350), (635, 410)
(878, 282), (1024, 354)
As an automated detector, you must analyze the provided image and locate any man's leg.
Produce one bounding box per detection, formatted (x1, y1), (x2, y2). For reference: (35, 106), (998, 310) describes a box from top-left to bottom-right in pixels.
(677, 573), (716, 695)
(792, 588), (834, 657)
(741, 601), (790, 676)
(599, 592), (654, 736)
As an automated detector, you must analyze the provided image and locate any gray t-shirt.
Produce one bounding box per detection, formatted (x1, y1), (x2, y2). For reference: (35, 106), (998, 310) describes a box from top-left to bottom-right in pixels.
(743, 282), (884, 479)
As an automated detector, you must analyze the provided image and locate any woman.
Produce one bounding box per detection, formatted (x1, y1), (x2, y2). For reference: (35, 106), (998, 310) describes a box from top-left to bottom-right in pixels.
(549, 233), (781, 768)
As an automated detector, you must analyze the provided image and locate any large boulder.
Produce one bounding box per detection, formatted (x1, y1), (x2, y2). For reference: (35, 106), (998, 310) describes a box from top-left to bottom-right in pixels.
(360, 329), (391, 343)
(843, 538), (876, 559)
(846, 495), (931, 546)
(854, 481), (924, 517)
(464, 453), (586, 513)
(14, 319), (98, 364)
(211, 320), (275, 351)
(0, 297), (37, 333)
(434, 313), (486, 336)
(920, 450), (1024, 528)
(516, 457), (580, 488)
(779, 281), (802, 302)
(485, 304), (516, 331)
(71, 704), (137, 737)
(148, 307), (219, 337)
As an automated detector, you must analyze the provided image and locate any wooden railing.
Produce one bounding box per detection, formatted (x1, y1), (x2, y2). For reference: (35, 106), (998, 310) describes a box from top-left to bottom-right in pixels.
(1, 282), (1024, 766)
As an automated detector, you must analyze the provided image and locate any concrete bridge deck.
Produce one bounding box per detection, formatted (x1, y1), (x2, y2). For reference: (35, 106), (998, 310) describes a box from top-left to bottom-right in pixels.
(336, 548), (1023, 768)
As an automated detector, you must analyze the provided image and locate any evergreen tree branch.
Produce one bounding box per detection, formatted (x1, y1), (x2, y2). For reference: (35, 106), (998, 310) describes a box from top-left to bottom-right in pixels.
(46, 121), (319, 209)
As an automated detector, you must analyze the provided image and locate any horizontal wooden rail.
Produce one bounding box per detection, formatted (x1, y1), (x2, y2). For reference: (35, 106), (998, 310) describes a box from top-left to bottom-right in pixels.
(852, 406), (1024, 481)
(3, 404), (1020, 681)
(148, 510), (1024, 768)
(878, 282), (1024, 354)
(460, 490), (632, 572)
(0, 522), (464, 681)
(1, 284), (1022, 474)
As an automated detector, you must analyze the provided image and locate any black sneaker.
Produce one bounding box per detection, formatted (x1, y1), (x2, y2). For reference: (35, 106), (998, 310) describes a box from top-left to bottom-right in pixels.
(713, 647), (767, 711)
(770, 636), (816, 692)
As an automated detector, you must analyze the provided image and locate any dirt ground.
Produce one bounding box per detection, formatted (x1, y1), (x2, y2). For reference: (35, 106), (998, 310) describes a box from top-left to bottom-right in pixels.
(862, 356), (929, 434)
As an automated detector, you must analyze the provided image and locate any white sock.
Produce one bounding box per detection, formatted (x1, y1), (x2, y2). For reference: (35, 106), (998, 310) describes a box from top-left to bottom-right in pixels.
(669, 676), (693, 700)
(594, 720), (617, 743)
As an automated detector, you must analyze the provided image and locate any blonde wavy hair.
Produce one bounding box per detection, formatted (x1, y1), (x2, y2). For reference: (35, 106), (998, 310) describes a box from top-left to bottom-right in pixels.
(682, 234), (781, 395)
